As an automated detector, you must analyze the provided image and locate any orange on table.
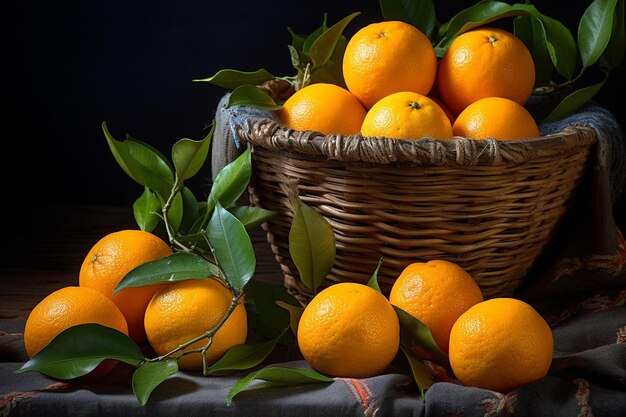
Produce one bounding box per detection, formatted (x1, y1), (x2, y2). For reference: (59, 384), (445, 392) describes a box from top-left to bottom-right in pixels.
(453, 97), (540, 140)
(79, 230), (172, 342)
(437, 27), (535, 115)
(343, 20), (437, 109)
(277, 83), (365, 135)
(361, 92), (453, 140)
(24, 286), (128, 377)
(144, 278), (247, 370)
(389, 260), (483, 353)
(449, 297), (554, 391)
(297, 282), (399, 378)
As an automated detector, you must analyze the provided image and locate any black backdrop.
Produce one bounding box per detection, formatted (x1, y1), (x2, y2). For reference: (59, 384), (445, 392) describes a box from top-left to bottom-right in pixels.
(6, 0), (624, 215)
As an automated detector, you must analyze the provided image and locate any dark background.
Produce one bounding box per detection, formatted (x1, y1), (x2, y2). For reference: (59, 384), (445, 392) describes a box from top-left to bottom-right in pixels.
(6, 0), (625, 222)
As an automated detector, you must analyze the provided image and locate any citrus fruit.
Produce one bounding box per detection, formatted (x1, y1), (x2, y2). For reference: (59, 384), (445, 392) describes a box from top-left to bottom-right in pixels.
(389, 260), (483, 353)
(144, 278), (247, 370)
(343, 20), (437, 109)
(24, 286), (128, 358)
(361, 92), (453, 140)
(453, 97), (540, 140)
(429, 96), (456, 125)
(437, 27), (535, 114)
(297, 282), (400, 378)
(277, 83), (366, 135)
(79, 230), (173, 342)
(449, 297), (554, 391)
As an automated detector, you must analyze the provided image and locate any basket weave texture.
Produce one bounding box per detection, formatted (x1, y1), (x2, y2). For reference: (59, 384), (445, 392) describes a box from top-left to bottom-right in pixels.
(238, 119), (597, 300)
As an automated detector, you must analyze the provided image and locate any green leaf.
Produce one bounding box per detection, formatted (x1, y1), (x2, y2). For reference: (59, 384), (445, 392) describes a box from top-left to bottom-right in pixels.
(531, 9), (578, 80)
(206, 202), (256, 293)
(166, 190), (184, 234)
(288, 193), (336, 292)
(133, 187), (162, 232)
(394, 306), (447, 362)
(227, 85), (281, 111)
(226, 366), (333, 405)
(179, 186), (200, 235)
(288, 44), (306, 72)
(193, 69), (275, 89)
(228, 206), (276, 229)
(379, 0), (436, 39)
(303, 13), (329, 53)
(309, 12), (360, 68)
(115, 252), (222, 293)
(246, 280), (299, 343)
(514, 16), (553, 87)
(578, 0), (619, 69)
(103, 122), (174, 199)
(309, 35), (349, 88)
(206, 147), (252, 214)
(438, 1), (577, 80)
(132, 361), (178, 406)
(248, 280), (299, 331)
(172, 126), (213, 182)
(17, 324), (143, 379)
(205, 337), (281, 376)
(543, 79), (607, 122)
(602, 0), (625, 70)
(401, 347), (433, 399)
(288, 27), (307, 50)
(275, 301), (304, 337)
(367, 257), (384, 293)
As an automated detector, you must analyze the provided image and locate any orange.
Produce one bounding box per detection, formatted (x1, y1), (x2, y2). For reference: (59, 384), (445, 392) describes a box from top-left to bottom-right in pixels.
(449, 298), (554, 391)
(361, 92), (453, 140)
(297, 282), (399, 378)
(79, 230), (172, 342)
(144, 278), (247, 370)
(437, 27), (535, 115)
(277, 83), (365, 135)
(389, 260), (483, 353)
(343, 21), (437, 109)
(453, 97), (540, 140)
(429, 96), (456, 125)
(24, 286), (128, 358)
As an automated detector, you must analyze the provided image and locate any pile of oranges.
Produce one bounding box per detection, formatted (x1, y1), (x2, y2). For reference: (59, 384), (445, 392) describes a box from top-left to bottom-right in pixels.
(297, 260), (554, 392)
(24, 229), (554, 392)
(24, 230), (247, 374)
(278, 21), (540, 141)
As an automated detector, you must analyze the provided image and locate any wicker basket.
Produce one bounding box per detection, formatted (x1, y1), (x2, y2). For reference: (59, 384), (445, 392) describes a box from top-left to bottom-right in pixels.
(237, 119), (596, 300)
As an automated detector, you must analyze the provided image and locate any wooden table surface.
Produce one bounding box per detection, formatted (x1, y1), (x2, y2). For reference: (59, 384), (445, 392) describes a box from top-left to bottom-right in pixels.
(0, 205), (283, 322)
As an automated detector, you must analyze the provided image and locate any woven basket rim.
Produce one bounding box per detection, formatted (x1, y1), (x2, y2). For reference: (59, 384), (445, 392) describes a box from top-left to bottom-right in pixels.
(238, 118), (597, 167)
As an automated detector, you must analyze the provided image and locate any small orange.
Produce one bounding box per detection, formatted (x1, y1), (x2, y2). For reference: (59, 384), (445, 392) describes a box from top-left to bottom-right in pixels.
(453, 97), (540, 140)
(389, 260), (483, 353)
(277, 83), (365, 135)
(24, 286), (128, 358)
(343, 21), (437, 109)
(297, 283), (399, 378)
(144, 278), (247, 370)
(361, 92), (453, 140)
(438, 27), (535, 114)
(449, 298), (554, 391)
(79, 230), (172, 342)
